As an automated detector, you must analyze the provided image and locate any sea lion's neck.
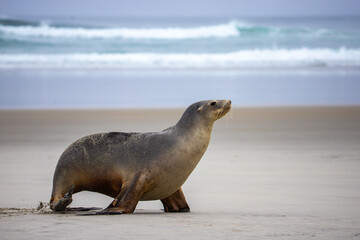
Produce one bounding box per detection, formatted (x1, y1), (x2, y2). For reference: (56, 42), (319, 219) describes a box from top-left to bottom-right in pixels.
(173, 113), (214, 143)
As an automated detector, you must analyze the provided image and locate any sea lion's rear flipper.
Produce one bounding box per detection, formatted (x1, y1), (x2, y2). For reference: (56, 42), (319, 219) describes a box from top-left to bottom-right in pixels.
(161, 188), (190, 212)
(51, 184), (74, 212)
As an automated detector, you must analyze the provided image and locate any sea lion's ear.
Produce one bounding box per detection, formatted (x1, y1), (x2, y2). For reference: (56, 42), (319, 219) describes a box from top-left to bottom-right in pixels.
(197, 105), (204, 112)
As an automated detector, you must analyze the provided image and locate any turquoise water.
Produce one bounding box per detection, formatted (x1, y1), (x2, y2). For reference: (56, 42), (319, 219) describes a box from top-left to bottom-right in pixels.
(0, 16), (359, 108)
(1, 16), (360, 69)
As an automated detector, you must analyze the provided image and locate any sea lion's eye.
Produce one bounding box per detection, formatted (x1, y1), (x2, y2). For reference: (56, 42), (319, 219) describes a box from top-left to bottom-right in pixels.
(210, 101), (216, 106)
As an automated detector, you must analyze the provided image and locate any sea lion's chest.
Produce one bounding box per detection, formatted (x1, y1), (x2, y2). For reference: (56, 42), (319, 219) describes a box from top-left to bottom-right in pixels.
(140, 134), (209, 200)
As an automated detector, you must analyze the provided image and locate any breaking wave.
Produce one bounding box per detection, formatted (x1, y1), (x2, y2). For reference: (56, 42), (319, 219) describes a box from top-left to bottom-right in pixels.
(0, 20), (243, 39)
(0, 17), (351, 40)
(1, 48), (359, 69)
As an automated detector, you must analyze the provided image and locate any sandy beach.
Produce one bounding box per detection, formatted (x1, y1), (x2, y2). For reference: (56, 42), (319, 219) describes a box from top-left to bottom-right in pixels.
(0, 106), (359, 239)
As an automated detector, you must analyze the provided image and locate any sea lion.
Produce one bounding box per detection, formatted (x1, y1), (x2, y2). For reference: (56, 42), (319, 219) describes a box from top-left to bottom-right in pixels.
(50, 99), (231, 214)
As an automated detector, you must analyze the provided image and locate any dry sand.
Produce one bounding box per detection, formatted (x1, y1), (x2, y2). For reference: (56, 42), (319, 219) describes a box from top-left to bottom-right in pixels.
(0, 107), (359, 239)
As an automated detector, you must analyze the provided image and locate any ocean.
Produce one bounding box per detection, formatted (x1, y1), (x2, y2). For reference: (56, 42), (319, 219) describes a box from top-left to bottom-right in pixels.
(0, 16), (359, 108)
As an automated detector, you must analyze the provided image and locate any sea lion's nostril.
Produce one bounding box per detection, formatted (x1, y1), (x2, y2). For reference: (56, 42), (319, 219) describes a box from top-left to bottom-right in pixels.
(229, 100), (231, 104)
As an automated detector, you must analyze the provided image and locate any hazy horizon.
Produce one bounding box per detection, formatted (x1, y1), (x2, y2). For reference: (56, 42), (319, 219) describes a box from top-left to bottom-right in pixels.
(1, 0), (360, 18)
(3, 14), (360, 20)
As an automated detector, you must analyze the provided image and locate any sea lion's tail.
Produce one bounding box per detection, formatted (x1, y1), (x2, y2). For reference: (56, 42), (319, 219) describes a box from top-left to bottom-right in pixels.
(50, 184), (75, 211)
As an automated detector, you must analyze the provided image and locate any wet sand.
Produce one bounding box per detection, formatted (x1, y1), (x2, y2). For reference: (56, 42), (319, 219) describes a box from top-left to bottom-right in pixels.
(0, 107), (360, 239)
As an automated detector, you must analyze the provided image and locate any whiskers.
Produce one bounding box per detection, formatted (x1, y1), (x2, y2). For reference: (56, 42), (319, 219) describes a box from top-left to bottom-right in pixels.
(216, 101), (228, 120)
(216, 101), (232, 126)
(224, 108), (233, 126)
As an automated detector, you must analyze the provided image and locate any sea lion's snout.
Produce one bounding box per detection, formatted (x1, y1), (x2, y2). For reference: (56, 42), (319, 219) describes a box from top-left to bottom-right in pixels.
(213, 99), (231, 120)
(217, 99), (231, 110)
(224, 99), (231, 109)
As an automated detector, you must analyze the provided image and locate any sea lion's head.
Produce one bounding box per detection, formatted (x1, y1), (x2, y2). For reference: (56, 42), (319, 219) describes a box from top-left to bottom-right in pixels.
(176, 100), (231, 130)
(197, 99), (231, 121)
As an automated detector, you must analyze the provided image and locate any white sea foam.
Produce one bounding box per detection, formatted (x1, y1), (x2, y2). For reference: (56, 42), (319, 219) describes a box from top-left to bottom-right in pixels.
(0, 21), (243, 39)
(0, 48), (359, 69)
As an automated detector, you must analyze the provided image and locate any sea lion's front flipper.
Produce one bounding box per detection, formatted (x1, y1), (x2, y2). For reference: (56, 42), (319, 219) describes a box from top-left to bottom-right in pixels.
(161, 188), (190, 212)
(98, 176), (145, 215)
